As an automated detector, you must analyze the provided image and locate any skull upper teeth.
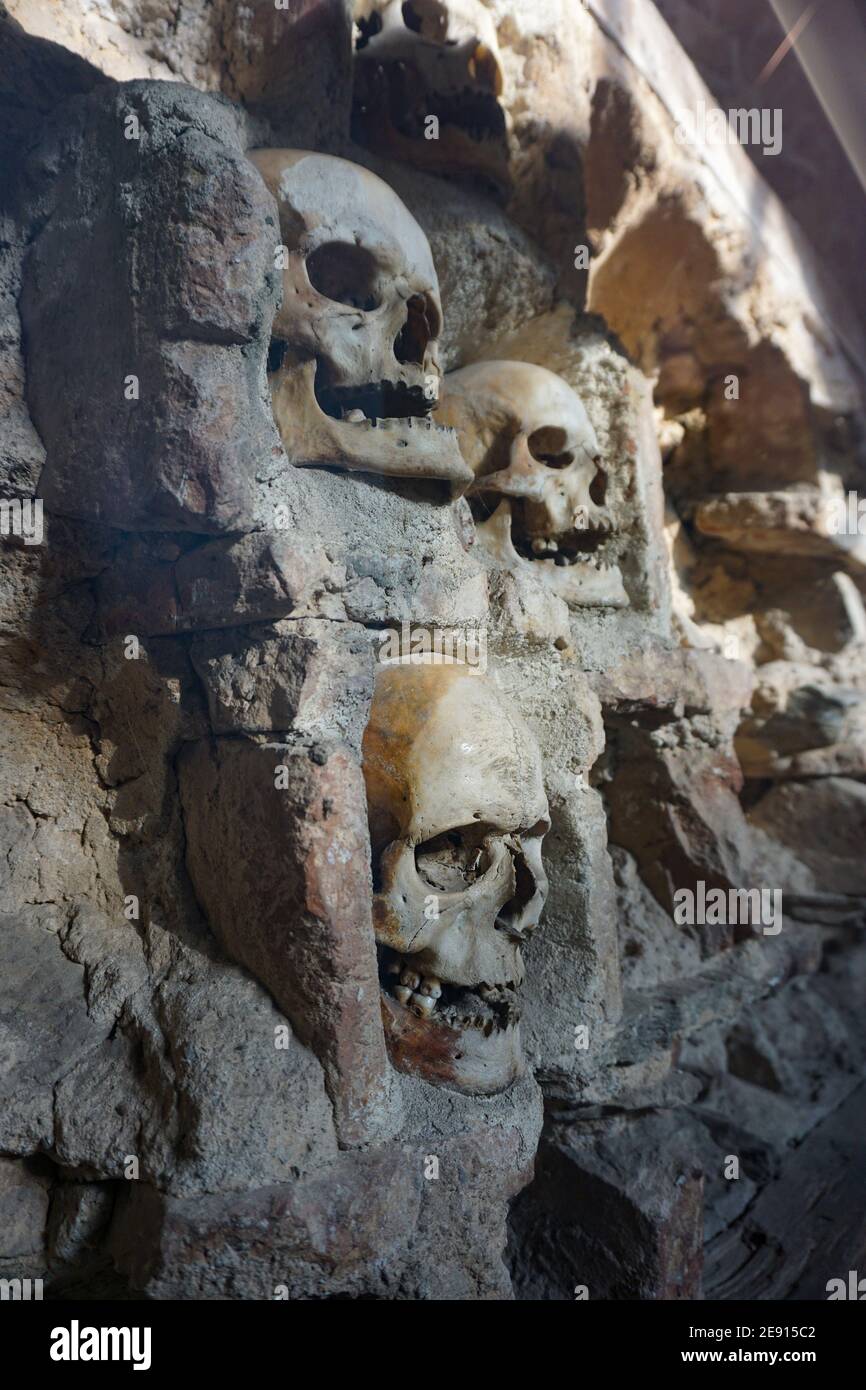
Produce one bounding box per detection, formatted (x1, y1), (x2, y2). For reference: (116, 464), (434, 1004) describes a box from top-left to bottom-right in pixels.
(411, 993), (437, 1018)
(384, 955), (525, 1032)
(390, 965), (443, 1015)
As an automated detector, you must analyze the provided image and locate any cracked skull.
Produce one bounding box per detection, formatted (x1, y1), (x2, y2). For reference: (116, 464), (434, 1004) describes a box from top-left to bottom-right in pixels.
(438, 360), (629, 607)
(353, 0), (508, 189)
(249, 149), (470, 484)
(363, 655), (549, 1094)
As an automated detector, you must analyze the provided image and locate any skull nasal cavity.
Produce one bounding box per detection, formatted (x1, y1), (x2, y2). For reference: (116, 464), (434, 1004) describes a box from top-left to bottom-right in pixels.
(590, 465), (607, 504)
(402, 0), (449, 42)
(355, 10), (382, 49)
(528, 427), (573, 469)
(306, 242), (380, 311)
(394, 294), (435, 366)
(496, 851), (537, 934)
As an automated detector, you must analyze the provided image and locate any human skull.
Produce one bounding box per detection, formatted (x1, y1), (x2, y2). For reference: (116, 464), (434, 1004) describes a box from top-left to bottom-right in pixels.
(363, 655), (549, 1094)
(438, 360), (629, 607)
(249, 149), (470, 484)
(353, 0), (508, 189)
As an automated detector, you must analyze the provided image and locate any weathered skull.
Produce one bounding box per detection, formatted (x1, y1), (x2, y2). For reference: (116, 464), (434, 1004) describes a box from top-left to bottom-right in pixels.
(249, 149), (470, 484)
(363, 655), (549, 1094)
(352, 0), (508, 189)
(439, 360), (629, 607)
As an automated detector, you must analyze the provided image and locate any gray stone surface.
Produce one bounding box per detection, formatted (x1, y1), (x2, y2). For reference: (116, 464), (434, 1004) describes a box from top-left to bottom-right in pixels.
(21, 81), (282, 533)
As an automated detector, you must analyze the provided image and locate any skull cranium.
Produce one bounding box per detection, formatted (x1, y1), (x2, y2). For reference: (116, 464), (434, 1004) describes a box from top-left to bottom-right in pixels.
(353, 0), (508, 189)
(438, 360), (629, 607)
(249, 148), (470, 484)
(363, 654), (549, 1094)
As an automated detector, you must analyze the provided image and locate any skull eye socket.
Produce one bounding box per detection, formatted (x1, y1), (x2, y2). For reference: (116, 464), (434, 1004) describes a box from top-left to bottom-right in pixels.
(402, 0), (450, 42)
(527, 427), (574, 469)
(394, 293), (439, 366)
(305, 242), (381, 311)
(414, 826), (492, 891)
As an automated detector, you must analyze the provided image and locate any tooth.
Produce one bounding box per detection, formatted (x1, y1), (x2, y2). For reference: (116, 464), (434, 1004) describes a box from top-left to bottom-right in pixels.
(345, 408), (365, 423)
(411, 993), (436, 1018)
(393, 985), (412, 1006)
(531, 538), (546, 554)
(385, 957), (401, 976)
(400, 967), (421, 991)
(421, 976), (441, 998)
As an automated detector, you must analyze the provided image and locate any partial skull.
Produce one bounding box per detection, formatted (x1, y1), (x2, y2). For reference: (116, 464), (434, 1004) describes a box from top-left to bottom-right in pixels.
(353, 0), (508, 189)
(249, 149), (470, 484)
(438, 360), (629, 607)
(363, 655), (549, 1094)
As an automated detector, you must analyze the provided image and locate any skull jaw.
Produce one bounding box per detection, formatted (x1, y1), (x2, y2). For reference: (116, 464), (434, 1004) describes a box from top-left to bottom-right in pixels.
(271, 360), (471, 483)
(381, 990), (524, 1095)
(477, 500), (630, 608)
(352, 62), (510, 192)
(354, 111), (512, 194)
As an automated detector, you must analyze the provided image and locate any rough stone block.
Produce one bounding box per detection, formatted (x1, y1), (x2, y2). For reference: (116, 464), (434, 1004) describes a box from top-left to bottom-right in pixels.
(21, 81), (283, 532)
(191, 618), (374, 751)
(508, 1113), (704, 1300)
(0, 1157), (51, 1266)
(179, 737), (399, 1146)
